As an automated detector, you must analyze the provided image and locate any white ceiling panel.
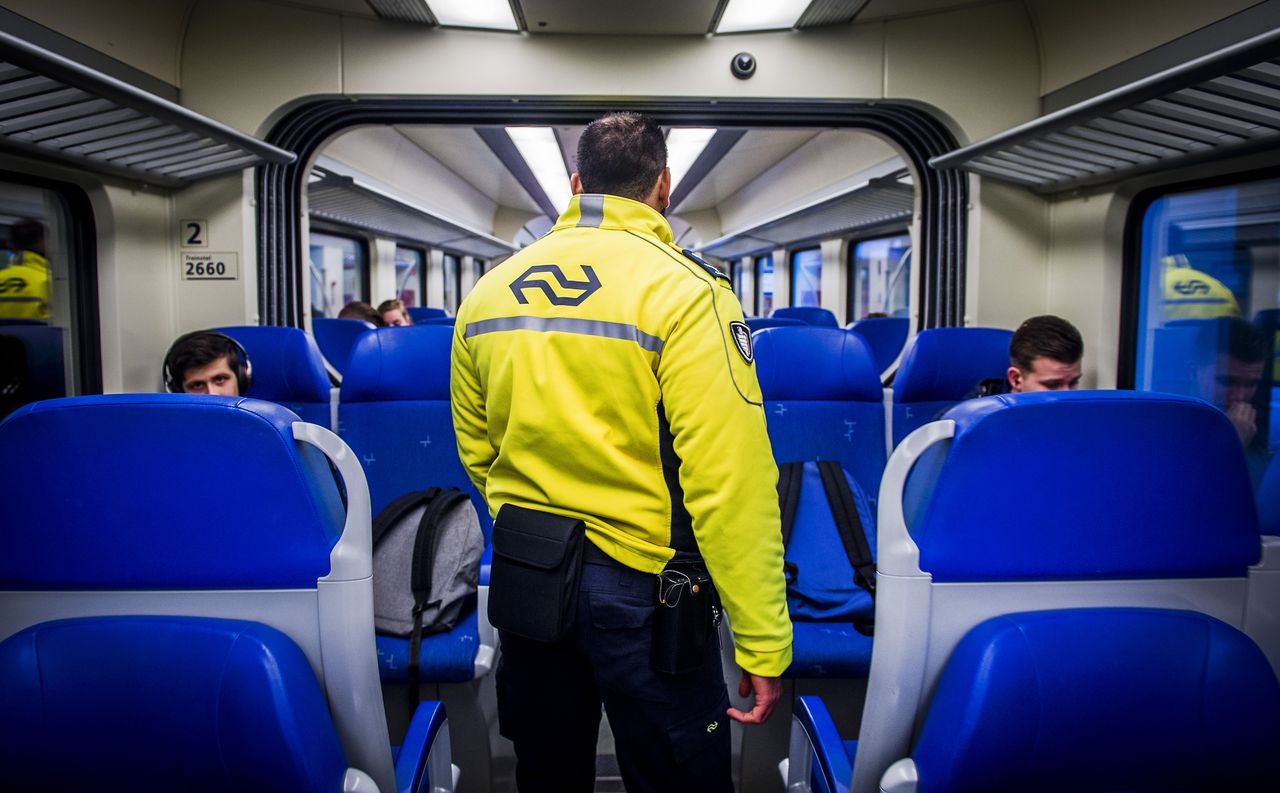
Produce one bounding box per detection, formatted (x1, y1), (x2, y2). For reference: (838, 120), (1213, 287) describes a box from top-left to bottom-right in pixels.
(397, 125), (543, 213)
(678, 129), (821, 212)
(516, 0), (723, 35)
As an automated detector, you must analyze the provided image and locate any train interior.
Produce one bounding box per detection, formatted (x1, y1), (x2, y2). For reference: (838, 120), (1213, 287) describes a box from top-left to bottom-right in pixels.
(1, 1), (1279, 791)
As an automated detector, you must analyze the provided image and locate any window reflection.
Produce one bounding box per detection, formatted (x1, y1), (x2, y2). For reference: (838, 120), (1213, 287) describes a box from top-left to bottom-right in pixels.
(791, 247), (821, 308)
(309, 231), (367, 317)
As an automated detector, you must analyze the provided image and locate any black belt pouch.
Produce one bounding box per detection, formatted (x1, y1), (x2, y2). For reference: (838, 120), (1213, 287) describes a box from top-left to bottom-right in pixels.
(488, 504), (585, 642)
(653, 562), (720, 675)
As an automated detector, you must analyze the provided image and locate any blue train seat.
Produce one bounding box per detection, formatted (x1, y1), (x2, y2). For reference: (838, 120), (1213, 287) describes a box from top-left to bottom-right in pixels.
(746, 316), (805, 332)
(772, 306), (840, 327)
(407, 306), (448, 323)
(339, 325), (495, 682)
(890, 326), (1012, 446)
(0, 394), (456, 792)
(847, 316), (909, 375)
(313, 316), (375, 377)
(877, 609), (1280, 793)
(217, 325), (334, 428)
(418, 316), (456, 326)
(783, 391), (1273, 793)
(1259, 453), (1280, 536)
(754, 327), (886, 684)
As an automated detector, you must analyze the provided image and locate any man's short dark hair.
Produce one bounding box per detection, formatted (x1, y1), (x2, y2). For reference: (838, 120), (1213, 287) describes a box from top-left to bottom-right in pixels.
(10, 219), (43, 252)
(1227, 317), (1268, 364)
(575, 112), (667, 202)
(1010, 315), (1083, 370)
(338, 300), (385, 326)
(164, 331), (245, 392)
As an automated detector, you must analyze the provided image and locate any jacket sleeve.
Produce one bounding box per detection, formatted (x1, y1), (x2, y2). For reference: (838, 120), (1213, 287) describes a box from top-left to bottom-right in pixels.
(450, 322), (495, 498)
(656, 276), (792, 677)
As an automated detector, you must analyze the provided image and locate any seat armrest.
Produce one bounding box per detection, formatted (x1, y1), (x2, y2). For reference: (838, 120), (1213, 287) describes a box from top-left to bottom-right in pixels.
(791, 695), (853, 793)
(394, 701), (453, 793)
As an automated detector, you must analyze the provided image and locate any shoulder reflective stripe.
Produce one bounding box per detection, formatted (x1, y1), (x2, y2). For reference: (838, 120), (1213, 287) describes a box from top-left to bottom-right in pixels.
(464, 316), (664, 353)
(577, 195), (605, 228)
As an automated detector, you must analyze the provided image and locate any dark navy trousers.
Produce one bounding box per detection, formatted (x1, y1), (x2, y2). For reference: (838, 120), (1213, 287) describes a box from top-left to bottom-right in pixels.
(496, 545), (733, 792)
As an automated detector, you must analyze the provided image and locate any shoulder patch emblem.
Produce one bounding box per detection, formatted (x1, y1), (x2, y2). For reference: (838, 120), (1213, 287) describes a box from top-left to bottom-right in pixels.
(729, 321), (753, 364)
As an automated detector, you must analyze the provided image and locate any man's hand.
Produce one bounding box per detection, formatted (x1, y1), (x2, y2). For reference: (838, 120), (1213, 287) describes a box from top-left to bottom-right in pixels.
(726, 669), (782, 725)
(1227, 401), (1257, 447)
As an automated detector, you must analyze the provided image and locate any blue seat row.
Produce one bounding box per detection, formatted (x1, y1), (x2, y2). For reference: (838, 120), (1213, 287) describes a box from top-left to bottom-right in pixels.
(0, 395), (457, 792)
(783, 391), (1280, 793)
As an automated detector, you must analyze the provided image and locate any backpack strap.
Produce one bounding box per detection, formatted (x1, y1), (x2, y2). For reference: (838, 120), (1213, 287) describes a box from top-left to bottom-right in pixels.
(372, 488), (440, 547)
(407, 488), (471, 682)
(776, 462), (804, 585)
(815, 461), (876, 601)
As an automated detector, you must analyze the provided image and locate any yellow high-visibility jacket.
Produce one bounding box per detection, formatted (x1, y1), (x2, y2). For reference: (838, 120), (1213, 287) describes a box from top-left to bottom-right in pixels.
(0, 251), (50, 321)
(451, 193), (792, 676)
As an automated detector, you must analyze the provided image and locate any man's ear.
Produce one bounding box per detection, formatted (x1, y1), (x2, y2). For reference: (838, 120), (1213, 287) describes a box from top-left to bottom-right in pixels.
(570, 173), (584, 195)
(1007, 366), (1023, 393)
(656, 167), (671, 209)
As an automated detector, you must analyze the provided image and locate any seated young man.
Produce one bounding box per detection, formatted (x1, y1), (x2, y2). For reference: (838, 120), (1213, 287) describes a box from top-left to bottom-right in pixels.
(162, 330), (251, 396)
(377, 298), (413, 327)
(971, 315), (1084, 397)
(337, 300), (385, 326)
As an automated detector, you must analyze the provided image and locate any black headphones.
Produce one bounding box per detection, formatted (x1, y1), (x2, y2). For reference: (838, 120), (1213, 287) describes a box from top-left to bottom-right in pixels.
(162, 330), (253, 394)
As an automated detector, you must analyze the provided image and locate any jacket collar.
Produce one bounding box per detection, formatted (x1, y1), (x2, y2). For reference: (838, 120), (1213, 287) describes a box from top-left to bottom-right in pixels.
(552, 194), (673, 244)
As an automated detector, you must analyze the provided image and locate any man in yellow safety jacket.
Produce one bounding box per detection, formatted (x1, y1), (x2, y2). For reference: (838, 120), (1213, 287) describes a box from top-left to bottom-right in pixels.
(0, 219), (50, 321)
(451, 112), (791, 792)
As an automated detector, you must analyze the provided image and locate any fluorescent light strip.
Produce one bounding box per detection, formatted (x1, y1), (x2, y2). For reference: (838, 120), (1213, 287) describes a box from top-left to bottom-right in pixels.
(716, 0), (809, 33)
(428, 0), (518, 31)
(666, 128), (716, 197)
(506, 126), (572, 215)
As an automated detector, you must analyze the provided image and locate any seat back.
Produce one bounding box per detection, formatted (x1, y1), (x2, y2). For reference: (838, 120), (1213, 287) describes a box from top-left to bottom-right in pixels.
(908, 609), (1280, 793)
(1261, 453), (1280, 536)
(773, 306), (840, 327)
(746, 316), (805, 333)
(0, 616), (348, 793)
(0, 394), (394, 791)
(407, 306), (448, 323)
(217, 325), (333, 427)
(847, 316), (909, 375)
(754, 327), (887, 505)
(851, 391), (1264, 793)
(312, 317), (375, 376)
(891, 327), (1012, 446)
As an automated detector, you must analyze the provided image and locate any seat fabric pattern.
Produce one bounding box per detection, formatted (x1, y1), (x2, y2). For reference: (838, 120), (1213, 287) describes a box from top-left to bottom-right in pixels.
(0, 616), (347, 793)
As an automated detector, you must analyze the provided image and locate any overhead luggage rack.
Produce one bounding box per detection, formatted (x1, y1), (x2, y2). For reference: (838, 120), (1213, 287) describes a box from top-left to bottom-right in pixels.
(0, 29), (293, 187)
(930, 28), (1280, 193)
(309, 157), (516, 260)
(699, 166), (913, 260)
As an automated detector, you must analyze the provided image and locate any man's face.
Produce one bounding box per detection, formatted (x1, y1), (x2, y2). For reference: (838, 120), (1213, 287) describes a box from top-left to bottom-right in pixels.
(1215, 355), (1264, 408)
(182, 355), (240, 396)
(383, 308), (410, 326)
(1008, 356), (1082, 393)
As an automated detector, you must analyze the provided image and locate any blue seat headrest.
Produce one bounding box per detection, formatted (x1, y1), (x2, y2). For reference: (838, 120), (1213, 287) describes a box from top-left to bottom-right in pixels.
(407, 306), (448, 322)
(847, 317), (910, 372)
(771, 306), (840, 327)
(908, 391), (1260, 580)
(754, 327), (883, 402)
(893, 327), (1013, 402)
(341, 325), (453, 402)
(216, 326), (331, 403)
(311, 318), (376, 374)
(0, 616), (347, 792)
(0, 395), (345, 589)
(914, 608), (1280, 793)
(746, 317), (805, 332)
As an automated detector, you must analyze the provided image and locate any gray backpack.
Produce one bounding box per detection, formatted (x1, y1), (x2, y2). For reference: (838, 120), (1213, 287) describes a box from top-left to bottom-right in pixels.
(372, 488), (484, 678)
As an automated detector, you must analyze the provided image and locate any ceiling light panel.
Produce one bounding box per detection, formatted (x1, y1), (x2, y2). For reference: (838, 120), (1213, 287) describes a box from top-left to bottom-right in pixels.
(428, 0), (519, 31)
(666, 128), (716, 195)
(716, 0), (809, 33)
(507, 126), (572, 214)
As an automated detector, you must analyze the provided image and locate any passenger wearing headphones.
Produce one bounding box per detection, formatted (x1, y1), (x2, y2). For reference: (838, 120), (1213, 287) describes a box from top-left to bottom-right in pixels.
(162, 331), (252, 396)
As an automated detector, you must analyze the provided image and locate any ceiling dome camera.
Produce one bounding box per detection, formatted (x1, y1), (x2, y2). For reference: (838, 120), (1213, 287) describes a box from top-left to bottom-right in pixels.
(731, 52), (756, 80)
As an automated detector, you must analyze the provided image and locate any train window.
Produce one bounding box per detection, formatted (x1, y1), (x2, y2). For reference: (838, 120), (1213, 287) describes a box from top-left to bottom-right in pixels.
(0, 177), (96, 418)
(791, 247), (822, 308)
(849, 233), (912, 323)
(755, 255), (774, 316)
(395, 245), (425, 307)
(309, 231), (368, 317)
(443, 252), (461, 312)
(729, 258), (744, 299)
(1132, 175), (1280, 484)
